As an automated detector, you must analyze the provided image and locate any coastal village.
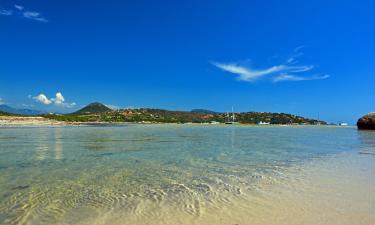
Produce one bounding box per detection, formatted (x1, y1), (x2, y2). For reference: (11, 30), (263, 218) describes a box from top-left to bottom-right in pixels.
(2, 102), (373, 128)
(1, 102), (327, 126)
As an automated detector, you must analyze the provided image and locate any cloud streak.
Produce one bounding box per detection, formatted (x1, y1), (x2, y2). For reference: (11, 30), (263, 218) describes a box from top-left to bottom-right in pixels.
(286, 46), (304, 64)
(0, 9), (12, 16)
(273, 74), (330, 82)
(213, 63), (314, 82)
(22, 11), (48, 22)
(0, 5), (47, 22)
(14, 5), (24, 11)
(32, 92), (76, 108)
(212, 47), (329, 83)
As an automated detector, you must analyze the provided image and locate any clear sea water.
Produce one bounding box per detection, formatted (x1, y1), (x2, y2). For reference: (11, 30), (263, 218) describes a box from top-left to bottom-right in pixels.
(0, 125), (374, 225)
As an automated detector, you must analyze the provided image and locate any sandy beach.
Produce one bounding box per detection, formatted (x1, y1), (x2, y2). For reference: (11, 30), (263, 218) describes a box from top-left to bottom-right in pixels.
(0, 116), (66, 126)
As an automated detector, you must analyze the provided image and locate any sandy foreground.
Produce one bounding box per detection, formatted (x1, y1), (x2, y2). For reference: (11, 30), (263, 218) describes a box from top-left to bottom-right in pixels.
(60, 153), (375, 225)
(0, 116), (66, 126)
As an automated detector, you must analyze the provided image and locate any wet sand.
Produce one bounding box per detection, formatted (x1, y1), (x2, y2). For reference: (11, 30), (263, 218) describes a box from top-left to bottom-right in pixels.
(59, 153), (375, 225)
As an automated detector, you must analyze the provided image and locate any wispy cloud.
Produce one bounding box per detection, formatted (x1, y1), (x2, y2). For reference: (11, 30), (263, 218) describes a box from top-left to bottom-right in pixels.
(0, 9), (13, 16)
(32, 92), (76, 107)
(0, 97), (5, 105)
(0, 4), (47, 22)
(286, 45), (304, 64)
(14, 4), (24, 11)
(273, 74), (330, 82)
(23, 11), (48, 22)
(212, 63), (313, 81)
(212, 47), (329, 83)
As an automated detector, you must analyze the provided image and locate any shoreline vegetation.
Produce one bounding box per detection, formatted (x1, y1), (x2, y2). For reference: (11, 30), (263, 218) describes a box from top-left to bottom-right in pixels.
(1, 102), (327, 126)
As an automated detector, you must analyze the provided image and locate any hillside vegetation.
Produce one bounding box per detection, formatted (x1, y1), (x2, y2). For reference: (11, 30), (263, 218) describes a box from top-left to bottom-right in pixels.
(71, 102), (112, 114)
(43, 103), (326, 125)
(0, 110), (15, 116)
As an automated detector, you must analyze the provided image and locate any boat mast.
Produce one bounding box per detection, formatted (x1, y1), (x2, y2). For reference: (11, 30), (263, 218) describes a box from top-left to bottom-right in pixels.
(232, 106), (235, 122)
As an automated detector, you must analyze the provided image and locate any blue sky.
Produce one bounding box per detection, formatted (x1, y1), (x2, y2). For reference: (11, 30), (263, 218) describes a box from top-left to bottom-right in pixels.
(0, 0), (374, 123)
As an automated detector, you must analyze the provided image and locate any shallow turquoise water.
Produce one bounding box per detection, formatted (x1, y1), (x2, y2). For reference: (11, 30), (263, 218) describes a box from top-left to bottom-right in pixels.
(0, 125), (374, 224)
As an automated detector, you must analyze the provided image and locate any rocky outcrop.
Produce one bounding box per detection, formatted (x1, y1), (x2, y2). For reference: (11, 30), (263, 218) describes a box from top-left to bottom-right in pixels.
(357, 113), (375, 130)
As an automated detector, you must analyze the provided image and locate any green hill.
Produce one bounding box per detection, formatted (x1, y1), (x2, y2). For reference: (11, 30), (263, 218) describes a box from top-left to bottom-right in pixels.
(44, 105), (326, 125)
(72, 102), (112, 115)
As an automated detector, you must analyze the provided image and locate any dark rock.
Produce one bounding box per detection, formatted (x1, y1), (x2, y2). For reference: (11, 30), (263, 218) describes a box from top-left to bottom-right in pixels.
(100, 152), (114, 156)
(357, 113), (375, 130)
(12, 185), (30, 190)
(359, 151), (375, 155)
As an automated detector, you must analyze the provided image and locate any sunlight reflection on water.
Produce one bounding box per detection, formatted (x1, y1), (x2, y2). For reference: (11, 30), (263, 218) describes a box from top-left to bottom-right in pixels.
(0, 125), (374, 225)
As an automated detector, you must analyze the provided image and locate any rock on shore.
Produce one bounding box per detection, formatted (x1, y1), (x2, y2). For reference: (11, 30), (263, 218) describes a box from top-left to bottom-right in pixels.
(357, 113), (375, 130)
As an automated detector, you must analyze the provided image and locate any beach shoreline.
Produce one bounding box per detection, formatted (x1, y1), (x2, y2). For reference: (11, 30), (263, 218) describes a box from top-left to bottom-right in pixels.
(0, 116), (67, 127)
(0, 116), (354, 128)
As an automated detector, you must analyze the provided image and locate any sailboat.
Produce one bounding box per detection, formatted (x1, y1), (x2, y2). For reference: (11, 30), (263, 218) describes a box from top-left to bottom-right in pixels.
(225, 106), (239, 124)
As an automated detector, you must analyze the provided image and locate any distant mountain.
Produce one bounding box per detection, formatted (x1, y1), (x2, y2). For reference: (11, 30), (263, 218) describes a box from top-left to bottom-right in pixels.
(191, 109), (219, 114)
(0, 104), (46, 116)
(72, 102), (112, 114)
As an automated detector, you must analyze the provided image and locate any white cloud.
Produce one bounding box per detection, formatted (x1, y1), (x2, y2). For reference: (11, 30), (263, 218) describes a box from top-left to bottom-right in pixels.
(294, 45), (305, 52)
(51, 92), (76, 108)
(0, 97), (4, 105)
(287, 52), (303, 64)
(33, 94), (52, 105)
(212, 62), (313, 82)
(0, 9), (13, 16)
(52, 92), (65, 105)
(273, 74), (330, 82)
(14, 5), (24, 11)
(23, 11), (48, 22)
(32, 92), (76, 107)
(287, 45), (304, 64)
(212, 47), (329, 83)
(0, 5), (47, 22)
(213, 63), (281, 81)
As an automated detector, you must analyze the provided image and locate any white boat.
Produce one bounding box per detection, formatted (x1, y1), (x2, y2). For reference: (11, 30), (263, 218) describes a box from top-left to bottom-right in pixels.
(225, 107), (239, 124)
(339, 122), (348, 126)
(225, 121), (239, 124)
(258, 121), (271, 125)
